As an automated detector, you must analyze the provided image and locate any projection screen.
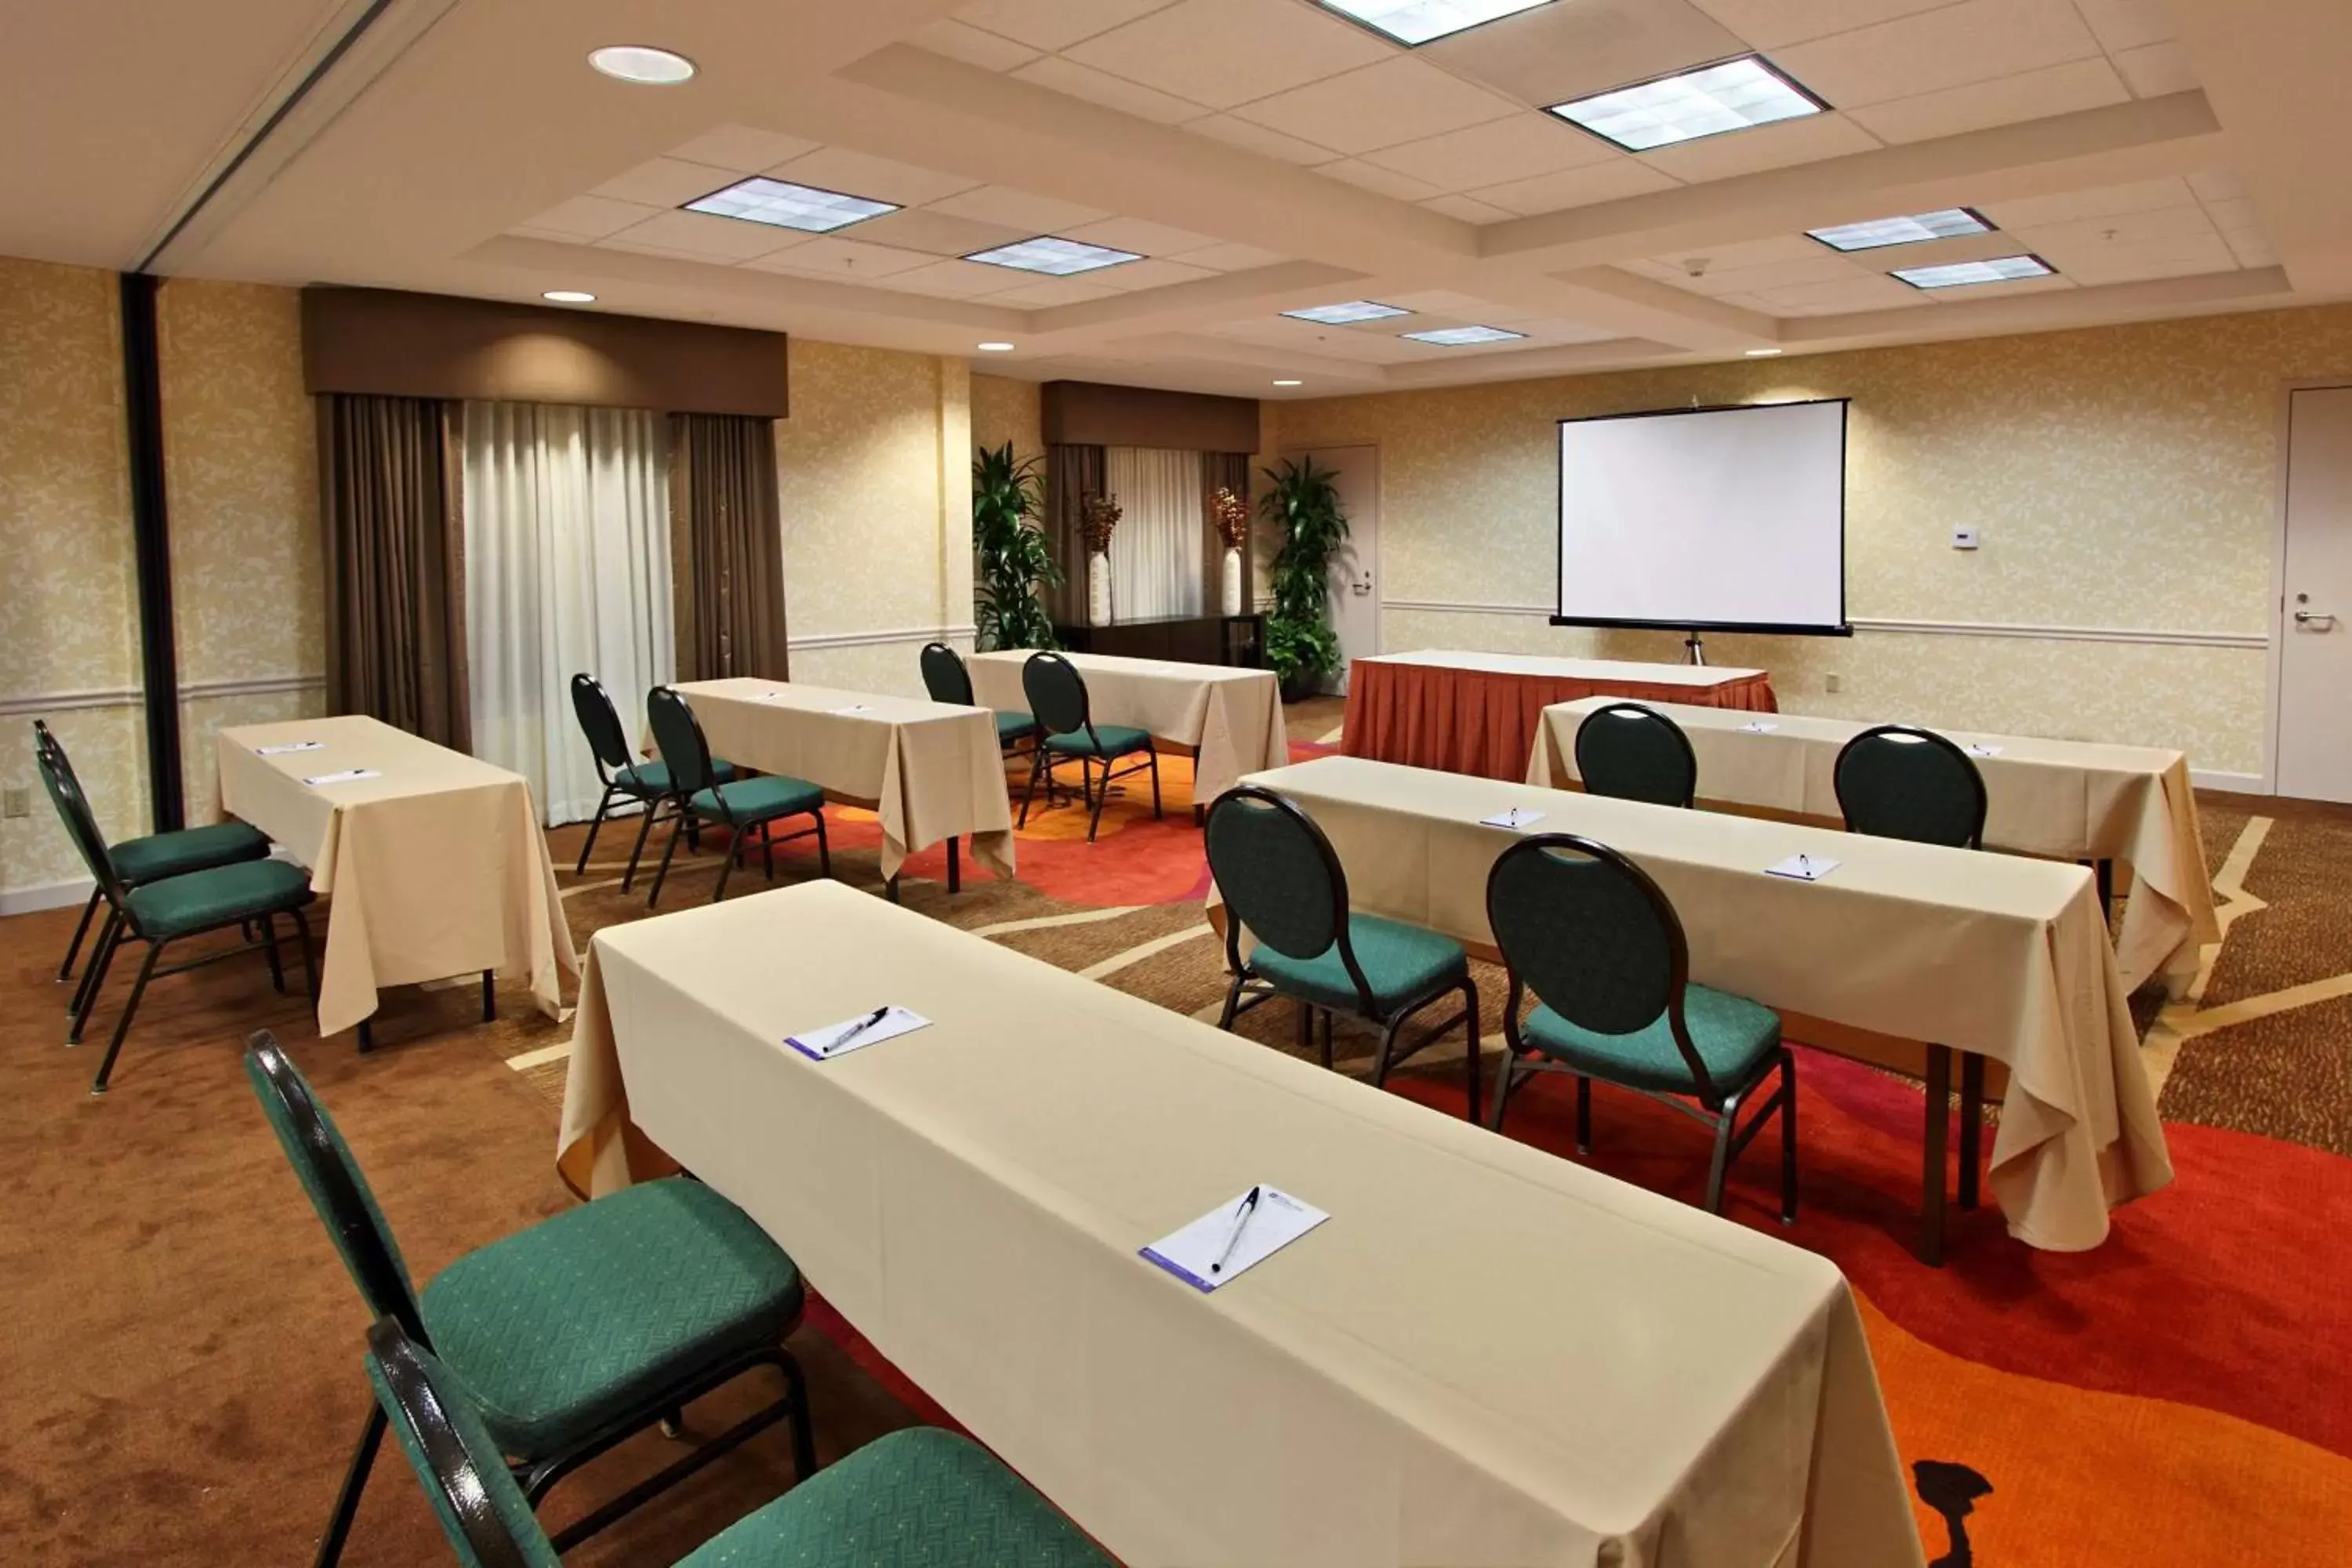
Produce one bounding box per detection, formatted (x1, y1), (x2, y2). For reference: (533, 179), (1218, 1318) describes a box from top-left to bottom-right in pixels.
(1554, 398), (1850, 636)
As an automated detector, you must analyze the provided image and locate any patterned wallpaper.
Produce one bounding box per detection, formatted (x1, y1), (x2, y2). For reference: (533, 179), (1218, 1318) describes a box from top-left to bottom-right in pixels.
(971, 372), (1043, 470)
(1272, 304), (2352, 777)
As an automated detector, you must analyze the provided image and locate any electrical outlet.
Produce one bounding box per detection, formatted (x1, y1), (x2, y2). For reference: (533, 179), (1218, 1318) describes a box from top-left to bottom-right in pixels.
(1824, 673), (1842, 694)
(2, 786), (28, 819)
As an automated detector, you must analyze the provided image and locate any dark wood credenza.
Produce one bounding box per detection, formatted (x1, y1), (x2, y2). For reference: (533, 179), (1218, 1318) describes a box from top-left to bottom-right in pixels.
(1051, 614), (1265, 667)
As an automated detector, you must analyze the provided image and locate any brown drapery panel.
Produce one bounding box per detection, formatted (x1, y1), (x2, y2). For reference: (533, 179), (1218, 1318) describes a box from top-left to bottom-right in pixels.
(670, 413), (789, 680)
(318, 393), (471, 749)
(1204, 452), (1250, 612)
(1045, 443), (1103, 624)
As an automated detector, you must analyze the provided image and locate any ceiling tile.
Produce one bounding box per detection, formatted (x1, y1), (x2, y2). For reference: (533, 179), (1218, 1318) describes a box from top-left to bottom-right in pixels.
(870, 260), (1030, 298)
(2011, 205), (2220, 252)
(2187, 169), (2245, 204)
(950, 0), (1182, 53)
(1470, 157), (1679, 216)
(742, 238), (937, 279)
(1231, 56), (1523, 157)
(912, 18), (1042, 71)
(514, 195), (661, 241)
(1361, 113), (1614, 191)
(1170, 240), (1289, 270)
(1062, 216), (1223, 256)
(1684, 0), (1955, 50)
(1378, 289), (1492, 314)
(1184, 114), (1340, 165)
(1650, 234), (1827, 273)
(1419, 0), (1746, 111)
(1421, 193), (1518, 223)
(2198, 196), (2259, 234)
(1751, 273), (1927, 312)
(1670, 252), (1868, 296)
(2223, 229), (2277, 268)
(1846, 56), (2128, 143)
(1638, 111), (1881, 183)
(666, 126), (824, 176)
(771, 148), (980, 207)
(590, 158), (741, 208)
(926, 184), (1113, 231)
(2033, 231), (2235, 285)
(1062, 0), (1394, 111)
(2113, 41), (2197, 97)
(989, 276), (1125, 305)
(2072, 0), (2172, 53)
(848, 208), (1030, 257)
(1082, 257), (1218, 292)
(1011, 55), (1210, 123)
(1318, 159), (1446, 202)
(1978, 176), (2194, 230)
(600, 210), (807, 261)
(1771, 0), (2103, 110)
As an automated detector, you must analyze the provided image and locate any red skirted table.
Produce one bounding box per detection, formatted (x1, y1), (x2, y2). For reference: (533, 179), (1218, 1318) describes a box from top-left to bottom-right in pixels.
(1341, 649), (1777, 780)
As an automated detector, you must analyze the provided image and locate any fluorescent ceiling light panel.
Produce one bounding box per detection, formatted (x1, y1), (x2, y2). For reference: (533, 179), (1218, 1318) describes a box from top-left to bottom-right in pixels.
(1282, 300), (1410, 325)
(1401, 325), (1525, 345)
(685, 177), (898, 234)
(963, 237), (1142, 276)
(1891, 254), (2054, 289)
(1315, 0), (1556, 46)
(1548, 56), (1824, 152)
(1808, 209), (1992, 252)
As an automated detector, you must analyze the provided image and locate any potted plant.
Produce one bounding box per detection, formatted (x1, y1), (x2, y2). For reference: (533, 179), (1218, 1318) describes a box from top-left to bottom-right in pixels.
(973, 441), (1061, 652)
(1259, 456), (1348, 702)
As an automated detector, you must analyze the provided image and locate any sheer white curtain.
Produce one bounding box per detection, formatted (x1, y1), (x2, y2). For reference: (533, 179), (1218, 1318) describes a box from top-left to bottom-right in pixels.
(1105, 446), (1204, 620)
(463, 402), (673, 825)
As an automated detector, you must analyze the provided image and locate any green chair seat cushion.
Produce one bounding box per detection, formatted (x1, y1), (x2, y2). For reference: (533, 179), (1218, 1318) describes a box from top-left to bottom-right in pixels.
(677, 1428), (1115, 1568)
(1249, 913), (1468, 1014)
(1042, 724), (1152, 759)
(995, 710), (1040, 744)
(421, 1177), (804, 1459)
(109, 821), (271, 885)
(688, 774), (824, 824)
(1521, 984), (1782, 1096)
(125, 858), (313, 939)
(617, 757), (736, 798)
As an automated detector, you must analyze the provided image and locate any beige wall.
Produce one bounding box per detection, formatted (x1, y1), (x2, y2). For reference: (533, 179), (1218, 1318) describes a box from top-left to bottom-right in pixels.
(971, 371), (1043, 470)
(1270, 304), (2352, 779)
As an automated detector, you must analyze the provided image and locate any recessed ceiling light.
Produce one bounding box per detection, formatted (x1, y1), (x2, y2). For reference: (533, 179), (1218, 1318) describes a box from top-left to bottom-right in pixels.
(1808, 209), (1994, 252)
(1283, 300), (1410, 325)
(962, 236), (1142, 276)
(1548, 56), (1825, 152)
(686, 176), (899, 234)
(1891, 254), (2056, 289)
(977, 343), (1016, 353)
(1744, 347), (1781, 357)
(542, 290), (597, 305)
(1402, 325), (1526, 346)
(587, 46), (696, 85)
(1273, 379), (1304, 387)
(1313, 0), (1557, 46)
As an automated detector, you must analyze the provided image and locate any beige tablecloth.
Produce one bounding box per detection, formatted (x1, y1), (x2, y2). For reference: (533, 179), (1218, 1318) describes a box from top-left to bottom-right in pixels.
(559, 880), (1922, 1568)
(1233, 756), (2172, 1252)
(216, 716), (578, 1036)
(1530, 699), (2220, 994)
(967, 650), (1287, 806)
(665, 680), (1014, 883)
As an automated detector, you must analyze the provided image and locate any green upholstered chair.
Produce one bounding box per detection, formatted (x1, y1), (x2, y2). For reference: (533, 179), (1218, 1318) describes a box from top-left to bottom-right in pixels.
(33, 719), (270, 988)
(362, 1316), (1112, 1568)
(1205, 785), (1482, 1121)
(1018, 652), (1160, 844)
(1574, 703), (1698, 809)
(39, 743), (314, 1094)
(644, 685), (829, 907)
(242, 1033), (816, 1568)
(1833, 724), (1987, 849)
(920, 641), (1038, 758)
(568, 675), (738, 886)
(1484, 833), (1795, 1220)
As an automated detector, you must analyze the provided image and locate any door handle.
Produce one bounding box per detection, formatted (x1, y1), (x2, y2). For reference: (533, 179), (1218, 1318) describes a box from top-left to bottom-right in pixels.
(2294, 609), (2338, 629)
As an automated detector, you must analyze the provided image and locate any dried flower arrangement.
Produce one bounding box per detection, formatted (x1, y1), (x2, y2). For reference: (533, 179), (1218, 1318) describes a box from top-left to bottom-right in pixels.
(1080, 492), (1123, 554)
(1209, 486), (1250, 550)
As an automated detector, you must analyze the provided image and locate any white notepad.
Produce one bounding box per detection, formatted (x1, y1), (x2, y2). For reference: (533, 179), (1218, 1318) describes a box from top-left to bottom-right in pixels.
(786, 1005), (930, 1062)
(1141, 1185), (1327, 1293)
(303, 768), (382, 786)
(1965, 743), (2004, 757)
(1765, 853), (1840, 882)
(1737, 720), (1780, 733)
(254, 741), (325, 755)
(1479, 807), (1545, 830)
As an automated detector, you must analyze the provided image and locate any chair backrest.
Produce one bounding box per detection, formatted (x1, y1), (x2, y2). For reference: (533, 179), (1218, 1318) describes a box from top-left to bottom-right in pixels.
(243, 1032), (426, 1341)
(1834, 725), (1987, 849)
(1022, 652), (1091, 739)
(644, 686), (717, 800)
(34, 741), (128, 911)
(568, 674), (633, 777)
(1574, 704), (1697, 809)
(1484, 833), (1719, 1102)
(919, 641), (975, 706)
(364, 1318), (556, 1568)
(1204, 786), (1378, 1012)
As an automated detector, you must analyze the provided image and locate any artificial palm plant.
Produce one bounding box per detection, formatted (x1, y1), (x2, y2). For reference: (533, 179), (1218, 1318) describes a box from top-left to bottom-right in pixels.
(972, 441), (1061, 652)
(1260, 456), (1349, 700)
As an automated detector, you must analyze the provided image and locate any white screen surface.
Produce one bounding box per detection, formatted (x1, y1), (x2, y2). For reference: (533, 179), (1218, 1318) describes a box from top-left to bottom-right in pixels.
(1556, 400), (1847, 632)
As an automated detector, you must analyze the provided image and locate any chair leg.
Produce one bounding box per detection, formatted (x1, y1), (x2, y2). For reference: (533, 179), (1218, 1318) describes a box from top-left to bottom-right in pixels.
(91, 939), (164, 1093)
(1957, 1051), (1984, 1211)
(68, 918), (126, 1044)
(481, 970), (496, 1023)
(312, 1403), (387, 1568)
(815, 813), (831, 879)
(712, 829), (739, 903)
(1294, 999), (1312, 1054)
(1371, 1015), (1402, 1087)
(69, 908), (121, 1019)
(1018, 747), (1047, 827)
(1320, 1007), (1334, 1069)
(1217, 974), (1245, 1031)
(292, 907), (319, 1006)
(760, 819), (776, 882)
(57, 887), (102, 982)
(1920, 1045), (1951, 1266)
(947, 836), (960, 895)
(1574, 1076), (1593, 1155)
(1460, 978), (1482, 1126)
(1086, 757), (1111, 843)
(1778, 1051), (1799, 1225)
(1149, 747), (1163, 819)
(1486, 1058), (1516, 1133)
(647, 813), (689, 908)
(621, 800), (662, 892)
(1703, 1104), (1739, 1216)
(575, 786), (616, 875)
(780, 1348), (818, 1483)
(262, 912), (285, 994)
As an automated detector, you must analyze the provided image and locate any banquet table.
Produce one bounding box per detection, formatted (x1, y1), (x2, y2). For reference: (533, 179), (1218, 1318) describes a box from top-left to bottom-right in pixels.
(1344, 649), (1778, 780)
(557, 880), (1923, 1568)
(216, 715), (578, 1036)
(965, 649), (1287, 812)
(1530, 699), (2220, 995)
(664, 679), (1014, 887)
(1228, 756), (2172, 1255)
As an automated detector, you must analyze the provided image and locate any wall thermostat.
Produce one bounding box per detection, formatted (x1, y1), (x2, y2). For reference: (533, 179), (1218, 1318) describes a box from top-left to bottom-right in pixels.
(1951, 528), (1980, 550)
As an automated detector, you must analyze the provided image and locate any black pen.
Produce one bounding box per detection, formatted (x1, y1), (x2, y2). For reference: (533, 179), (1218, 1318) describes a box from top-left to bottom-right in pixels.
(822, 1007), (891, 1056)
(1209, 1185), (1263, 1276)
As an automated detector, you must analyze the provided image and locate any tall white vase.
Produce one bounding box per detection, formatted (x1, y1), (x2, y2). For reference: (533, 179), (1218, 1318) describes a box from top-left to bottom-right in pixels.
(1221, 548), (1243, 616)
(1087, 552), (1112, 626)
